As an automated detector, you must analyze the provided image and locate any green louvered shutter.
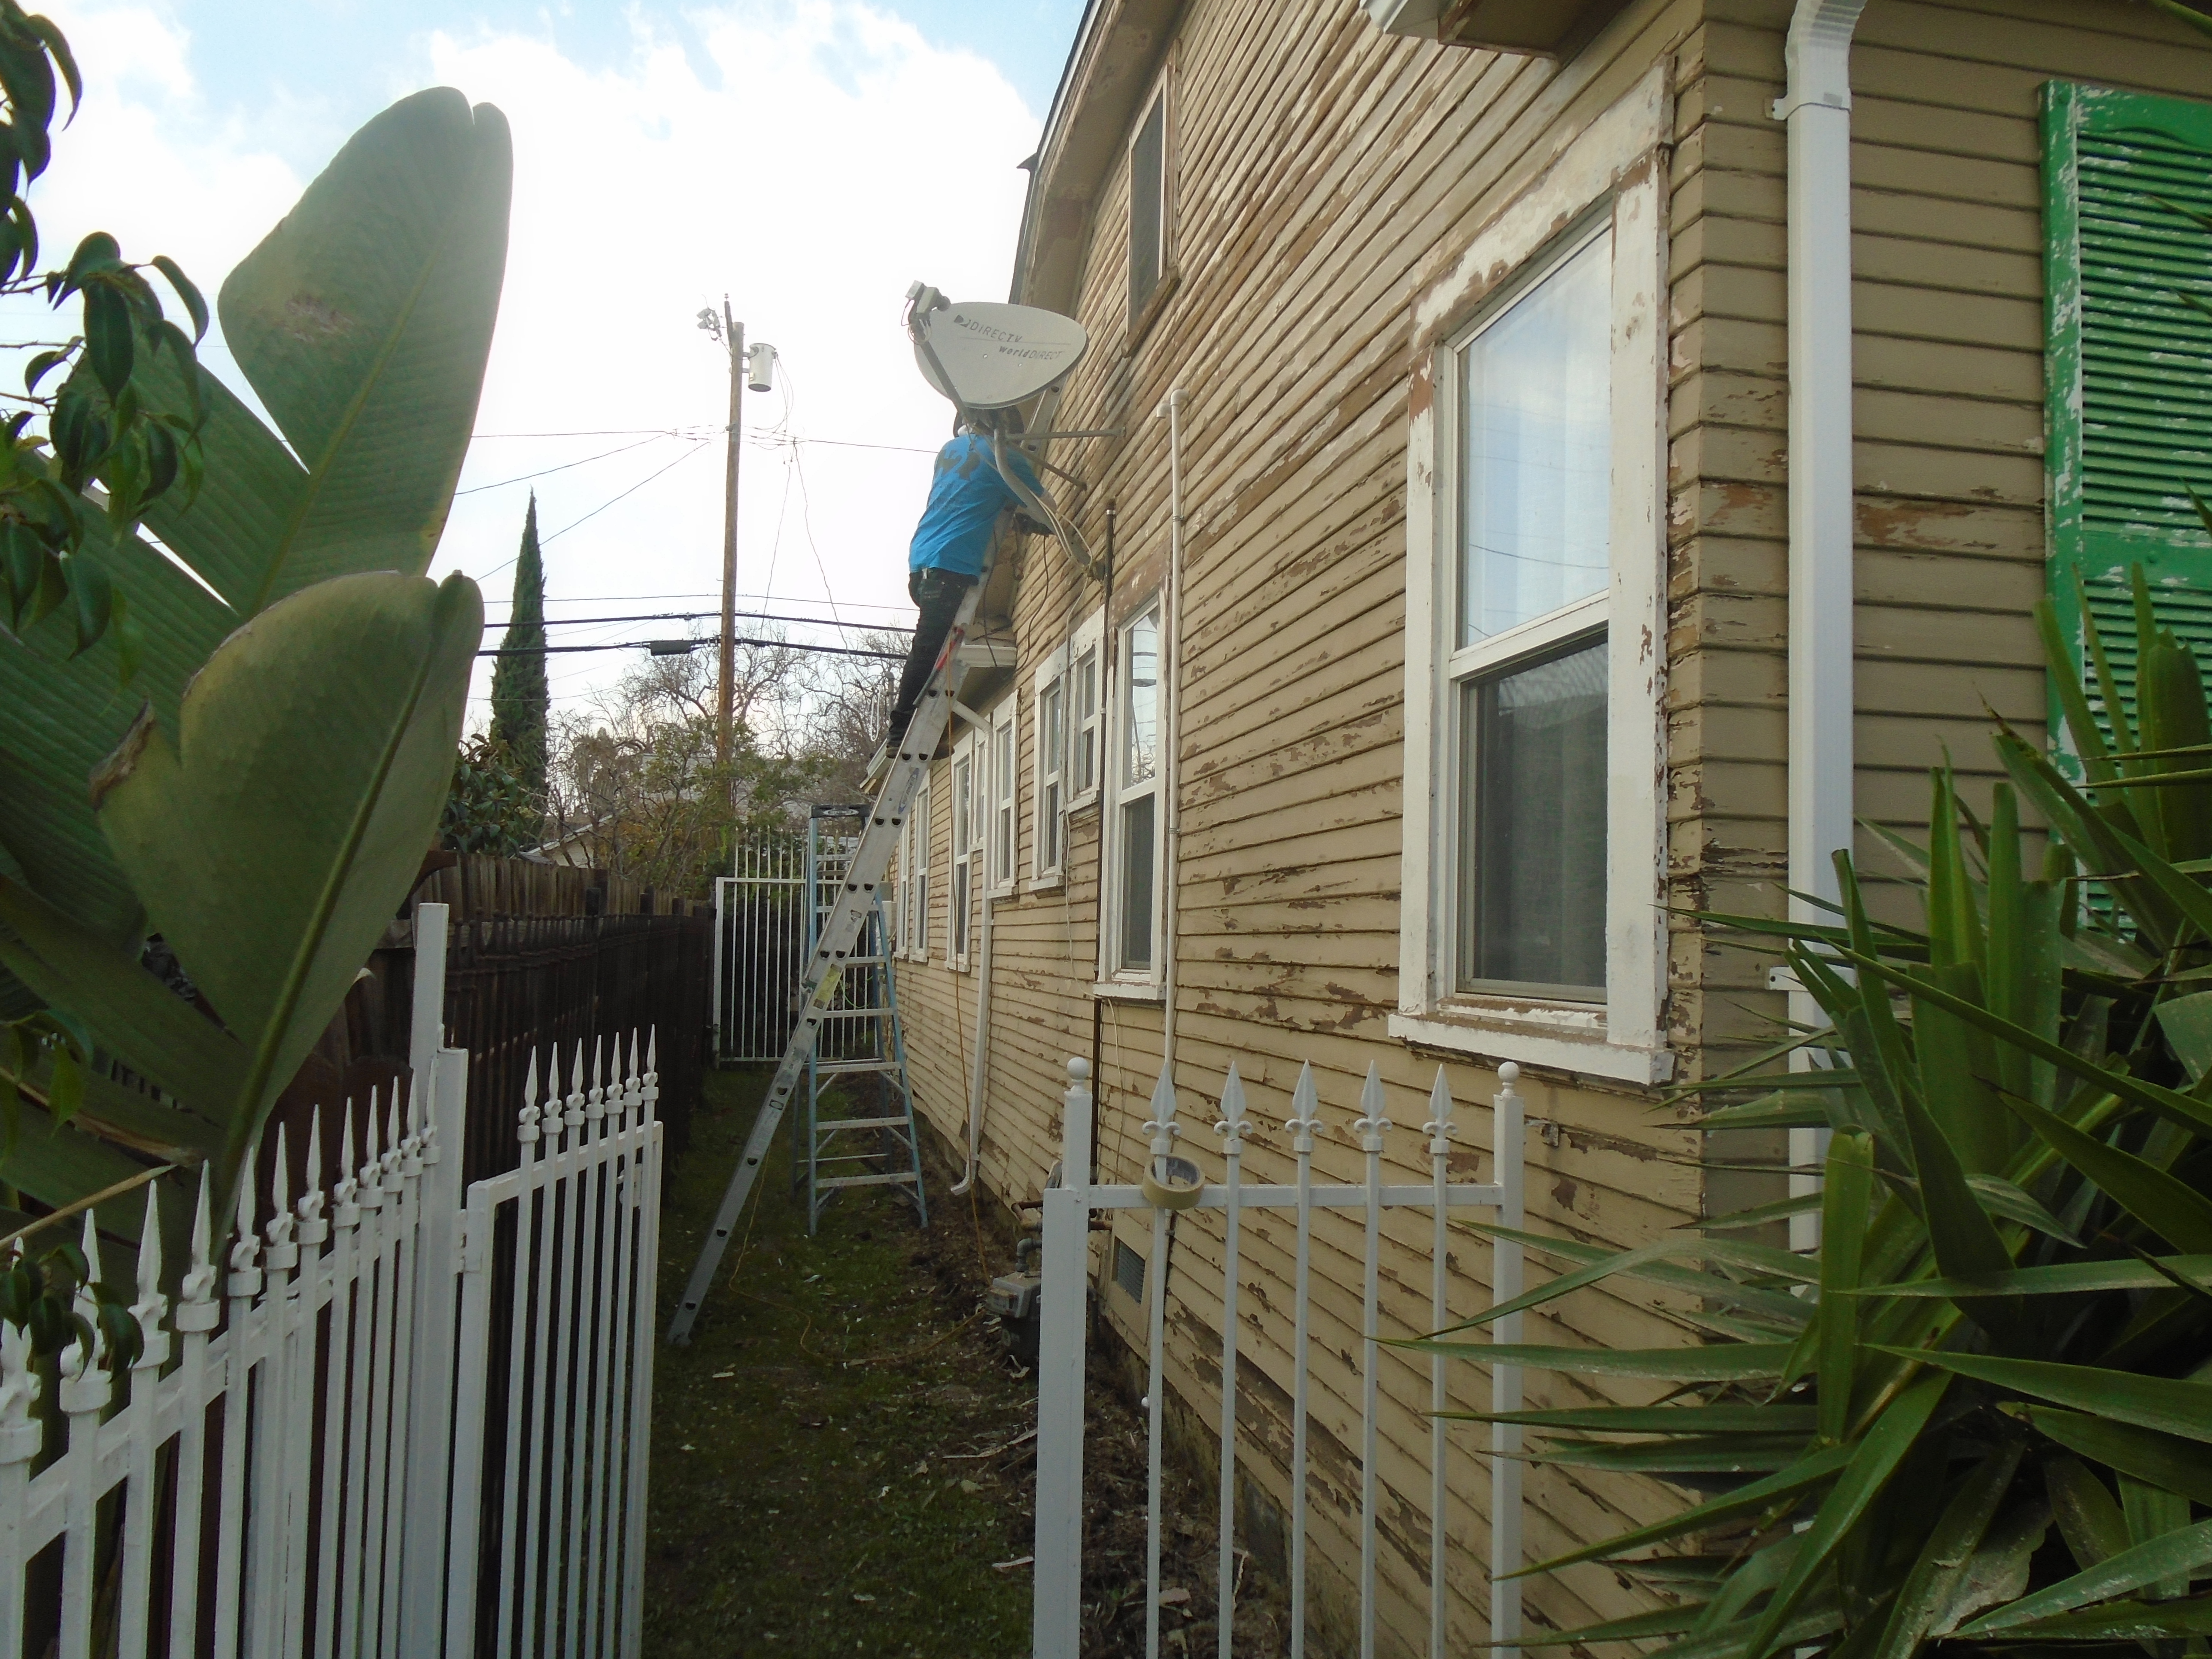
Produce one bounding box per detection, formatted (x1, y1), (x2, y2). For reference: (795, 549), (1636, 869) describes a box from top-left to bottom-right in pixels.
(2044, 79), (2212, 763)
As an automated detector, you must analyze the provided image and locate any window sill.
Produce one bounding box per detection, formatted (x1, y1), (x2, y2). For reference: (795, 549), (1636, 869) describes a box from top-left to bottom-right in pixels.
(1092, 979), (1165, 1005)
(1067, 791), (1101, 817)
(1389, 1008), (1674, 1086)
(1025, 875), (1065, 896)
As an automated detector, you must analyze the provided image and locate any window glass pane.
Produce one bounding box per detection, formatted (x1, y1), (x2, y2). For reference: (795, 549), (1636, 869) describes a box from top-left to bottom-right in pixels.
(1124, 613), (1159, 788)
(1457, 636), (1607, 994)
(1042, 681), (1063, 773)
(1130, 94), (1165, 319)
(954, 863), (970, 957)
(1043, 780), (1061, 869)
(1120, 794), (1155, 969)
(1458, 229), (1613, 648)
(1076, 650), (1098, 792)
(953, 757), (970, 851)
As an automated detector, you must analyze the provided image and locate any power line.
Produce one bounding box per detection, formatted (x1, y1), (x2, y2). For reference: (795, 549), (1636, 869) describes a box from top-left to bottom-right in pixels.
(488, 608), (913, 634)
(477, 635), (905, 661)
(456, 433), (672, 495)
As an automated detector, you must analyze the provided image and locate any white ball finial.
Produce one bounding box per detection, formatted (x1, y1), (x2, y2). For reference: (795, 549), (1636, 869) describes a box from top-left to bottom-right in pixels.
(1498, 1062), (1520, 1086)
(1067, 1057), (1090, 1082)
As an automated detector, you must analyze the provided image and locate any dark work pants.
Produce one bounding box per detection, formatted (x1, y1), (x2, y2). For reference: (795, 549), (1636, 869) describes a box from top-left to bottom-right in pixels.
(889, 566), (977, 741)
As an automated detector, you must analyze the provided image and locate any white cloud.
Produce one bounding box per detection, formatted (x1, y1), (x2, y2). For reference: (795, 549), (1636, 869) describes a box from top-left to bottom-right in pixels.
(11, 0), (1041, 720)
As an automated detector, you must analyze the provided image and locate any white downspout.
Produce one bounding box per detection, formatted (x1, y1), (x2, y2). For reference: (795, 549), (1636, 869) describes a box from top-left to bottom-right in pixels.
(951, 701), (994, 1196)
(1158, 388), (1185, 1103)
(1775, 0), (1865, 1247)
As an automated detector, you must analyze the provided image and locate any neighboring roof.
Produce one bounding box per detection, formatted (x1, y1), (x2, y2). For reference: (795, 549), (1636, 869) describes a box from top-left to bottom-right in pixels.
(1009, 0), (1185, 312)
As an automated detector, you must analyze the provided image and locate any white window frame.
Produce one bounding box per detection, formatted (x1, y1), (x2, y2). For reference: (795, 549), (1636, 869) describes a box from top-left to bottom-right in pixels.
(1066, 610), (1105, 811)
(904, 778), (930, 961)
(990, 697), (1018, 898)
(951, 729), (979, 971)
(1031, 642), (1071, 887)
(1098, 596), (1166, 994)
(1127, 79), (1171, 331)
(1396, 64), (1672, 1086)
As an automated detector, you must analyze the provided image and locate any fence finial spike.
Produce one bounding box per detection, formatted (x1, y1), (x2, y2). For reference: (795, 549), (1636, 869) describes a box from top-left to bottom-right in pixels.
(1216, 1061), (1251, 1149)
(407, 1068), (421, 1133)
(340, 1100), (357, 1178)
(569, 1040), (586, 1100)
(270, 1122), (290, 1216)
(1355, 1059), (1391, 1149)
(234, 1142), (258, 1235)
(1286, 1060), (1322, 1152)
(524, 1047), (539, 1112)
(304, 1112), (323, 1201)
(628, 1030), (640, 1085)
(1424, 1066), (1457, 1154)
(189, 1162), (213, 1275)
(1142, 1057), (1179, 1158)
(76, 1207), (102, 1292)
(386, 1089), (402, 1160)
(364, 1089), (382, 1166)
(647, 1026), (658, 1074)
(136, 1181), (163, 1301)
(592, 1033), (606, 1089)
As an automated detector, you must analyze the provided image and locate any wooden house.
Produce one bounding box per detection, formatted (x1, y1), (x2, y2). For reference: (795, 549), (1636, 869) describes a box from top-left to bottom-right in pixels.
(881, 0), (2212, 1648)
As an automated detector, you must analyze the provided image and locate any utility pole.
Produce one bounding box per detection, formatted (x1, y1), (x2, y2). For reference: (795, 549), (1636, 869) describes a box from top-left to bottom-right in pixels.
(717, 298), (744, 775)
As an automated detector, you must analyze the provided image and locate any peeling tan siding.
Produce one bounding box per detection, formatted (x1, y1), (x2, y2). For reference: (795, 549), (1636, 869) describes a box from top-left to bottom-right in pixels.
(863, 1), (2212, 1653)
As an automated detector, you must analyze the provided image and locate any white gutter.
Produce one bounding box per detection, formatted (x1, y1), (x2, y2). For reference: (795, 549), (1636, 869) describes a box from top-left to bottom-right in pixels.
(1157, 388), (1186, 1106)
(1774, 0), (1866, 1246)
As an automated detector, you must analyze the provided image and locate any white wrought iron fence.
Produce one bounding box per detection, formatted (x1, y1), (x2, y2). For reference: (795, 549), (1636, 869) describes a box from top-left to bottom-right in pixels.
(0, 904), (665, 1659)
(713, 826), (806, 1063)
(1032, 1055), (1526, 1659)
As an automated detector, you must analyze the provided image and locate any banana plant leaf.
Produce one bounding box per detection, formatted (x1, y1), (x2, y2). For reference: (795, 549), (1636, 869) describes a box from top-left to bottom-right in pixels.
(0, 571), (479, 1211)
(0, 87), (508, 1051)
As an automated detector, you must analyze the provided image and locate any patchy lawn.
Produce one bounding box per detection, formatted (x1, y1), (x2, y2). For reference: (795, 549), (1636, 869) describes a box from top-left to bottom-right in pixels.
(644, 1066), (1036, 1658)
(645, 1064), (1294, 1657)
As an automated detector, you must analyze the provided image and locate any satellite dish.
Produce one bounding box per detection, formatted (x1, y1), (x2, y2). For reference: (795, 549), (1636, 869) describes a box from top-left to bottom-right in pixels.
(912, 301), (1088, 410)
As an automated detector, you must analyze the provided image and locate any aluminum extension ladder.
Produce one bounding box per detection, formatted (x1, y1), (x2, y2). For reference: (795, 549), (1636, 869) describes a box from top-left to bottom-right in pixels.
(667, 577), (983, 1343)
(793, 805), (927, 1234)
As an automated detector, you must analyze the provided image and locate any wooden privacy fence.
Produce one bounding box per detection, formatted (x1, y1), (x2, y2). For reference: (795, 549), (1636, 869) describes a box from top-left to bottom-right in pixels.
(359, 908), (710, 1185)
(1032, 1057), (1528, 1659)
(0, 907), (667, 1659)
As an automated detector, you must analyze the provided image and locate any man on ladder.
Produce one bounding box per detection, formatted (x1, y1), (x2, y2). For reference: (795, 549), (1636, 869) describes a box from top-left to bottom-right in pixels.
(884, 408), (1042, 750)
(669, 286), (1096, 1345)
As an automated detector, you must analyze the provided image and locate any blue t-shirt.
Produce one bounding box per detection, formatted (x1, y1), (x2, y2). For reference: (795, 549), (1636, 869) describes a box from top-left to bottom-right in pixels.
(908, 434), (1042, 578)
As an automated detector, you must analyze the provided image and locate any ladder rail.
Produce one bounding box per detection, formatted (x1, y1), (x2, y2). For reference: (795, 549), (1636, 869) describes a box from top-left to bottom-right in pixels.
(667, 579), (982, 1343)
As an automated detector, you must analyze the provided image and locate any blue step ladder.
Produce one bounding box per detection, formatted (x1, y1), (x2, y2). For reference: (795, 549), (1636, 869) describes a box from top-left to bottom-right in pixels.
(794, 803), (927, 1235)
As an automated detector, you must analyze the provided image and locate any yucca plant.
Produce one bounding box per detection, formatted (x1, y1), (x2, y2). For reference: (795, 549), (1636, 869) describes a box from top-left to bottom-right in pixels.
(1413, 571), (2212, 1656)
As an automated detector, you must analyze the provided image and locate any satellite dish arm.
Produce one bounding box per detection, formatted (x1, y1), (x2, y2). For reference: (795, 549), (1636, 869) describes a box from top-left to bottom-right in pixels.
(905, 291), (1104, 582)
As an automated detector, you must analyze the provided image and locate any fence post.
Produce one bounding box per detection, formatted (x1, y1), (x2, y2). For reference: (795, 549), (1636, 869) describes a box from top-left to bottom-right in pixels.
(444, 1158), (497, 1659)
(402, 1028), (469, 1655)
(1490, 1063), (1525, 1659)
(1031, 1058), (1094, 1659)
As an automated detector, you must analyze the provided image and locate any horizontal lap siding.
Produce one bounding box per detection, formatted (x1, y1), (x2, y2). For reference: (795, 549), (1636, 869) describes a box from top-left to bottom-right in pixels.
(1686, 0), (2212, 945)
(878, 1), (1748, 1651)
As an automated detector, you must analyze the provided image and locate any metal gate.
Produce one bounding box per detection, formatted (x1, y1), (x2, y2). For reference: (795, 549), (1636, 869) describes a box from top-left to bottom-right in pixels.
(1033, 1055), (1527, 1659)
(712, 825), (805, 1063)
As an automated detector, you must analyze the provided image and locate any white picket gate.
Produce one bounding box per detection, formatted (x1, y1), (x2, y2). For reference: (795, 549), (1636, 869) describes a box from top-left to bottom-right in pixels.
(0, 905), (665, 1659)
(1033, 1055), (1526, 1659)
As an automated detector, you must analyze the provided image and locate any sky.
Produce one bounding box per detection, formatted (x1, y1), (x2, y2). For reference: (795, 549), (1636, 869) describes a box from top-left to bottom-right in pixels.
(14, 0), (1085, 725)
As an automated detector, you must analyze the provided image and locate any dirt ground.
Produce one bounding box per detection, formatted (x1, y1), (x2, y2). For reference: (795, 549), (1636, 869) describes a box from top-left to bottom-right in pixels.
(645, 1066), (1294, 1658)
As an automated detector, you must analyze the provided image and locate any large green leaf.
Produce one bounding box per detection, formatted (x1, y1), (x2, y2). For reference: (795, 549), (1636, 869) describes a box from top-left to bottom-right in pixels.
(2, 572), (479, 1207)
(183, 88), (511, 612)
(1741, 1374), (1950, 1659)
(1859, 1256), (2212, 1298)
(1891, 1350), (2212, 1446)
(2002, 1094), (2212, 1252)
(1870, 1445), (2023, 1659)
(1400, 1340), (1792, 1380)
(2026, 1409), (2212, 1504)
(0, 85), (510, 1035)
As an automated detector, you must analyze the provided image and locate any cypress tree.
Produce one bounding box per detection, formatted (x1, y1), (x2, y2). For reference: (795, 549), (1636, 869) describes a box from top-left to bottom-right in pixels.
(487, 493), (549, 799)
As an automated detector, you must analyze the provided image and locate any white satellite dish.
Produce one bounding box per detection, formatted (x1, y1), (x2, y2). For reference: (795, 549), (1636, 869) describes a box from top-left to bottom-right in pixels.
(912, 301), (1088, 410)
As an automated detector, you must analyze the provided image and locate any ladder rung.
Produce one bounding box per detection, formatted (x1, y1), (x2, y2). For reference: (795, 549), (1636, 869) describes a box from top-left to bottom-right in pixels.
(814, 1057), (897, 1075)
(815, 1117), (915, 1133)
(817, 1171), (922, 1191)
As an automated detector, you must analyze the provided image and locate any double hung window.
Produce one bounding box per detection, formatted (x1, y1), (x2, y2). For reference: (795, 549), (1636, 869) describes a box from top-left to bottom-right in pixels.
(906, 781), (930, 960)
(1035, 670), (1066, 881)
(1071, 616), (1104, 805)
(1395, 71), (1670, 1085)
(1129, 89), (1169, 328)
(1451, 226), (1613, 1000)
(951, 738), (976, 968)
(991, 701), (1017, 896)
(1108, 603), (1163, 978)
